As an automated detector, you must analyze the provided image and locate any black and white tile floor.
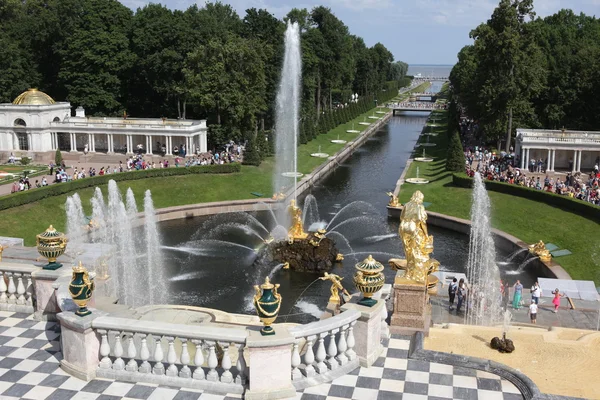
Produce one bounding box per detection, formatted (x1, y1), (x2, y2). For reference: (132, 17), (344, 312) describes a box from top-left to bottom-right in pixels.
(0, 311), (524, 400)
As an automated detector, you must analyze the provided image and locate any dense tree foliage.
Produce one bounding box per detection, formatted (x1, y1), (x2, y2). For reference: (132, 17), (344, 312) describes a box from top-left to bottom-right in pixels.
(450, 1), (600, 149)
(0, 0), (407, 154)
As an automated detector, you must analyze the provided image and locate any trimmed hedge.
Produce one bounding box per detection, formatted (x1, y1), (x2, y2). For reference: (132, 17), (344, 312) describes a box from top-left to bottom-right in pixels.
(452, 173), (600, 222)
(0, 163), (241, 211)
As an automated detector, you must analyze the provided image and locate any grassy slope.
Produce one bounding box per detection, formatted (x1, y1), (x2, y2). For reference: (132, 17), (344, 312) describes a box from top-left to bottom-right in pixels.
(4, 83), (432, 246)
(398, 112), (600, 283)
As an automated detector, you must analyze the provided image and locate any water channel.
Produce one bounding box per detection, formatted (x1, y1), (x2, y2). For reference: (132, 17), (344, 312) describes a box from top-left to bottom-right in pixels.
(158, 81), (535, 322)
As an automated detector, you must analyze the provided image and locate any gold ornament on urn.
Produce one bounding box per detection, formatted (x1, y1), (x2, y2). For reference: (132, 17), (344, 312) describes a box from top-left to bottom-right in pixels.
(36, 225), (68, 270)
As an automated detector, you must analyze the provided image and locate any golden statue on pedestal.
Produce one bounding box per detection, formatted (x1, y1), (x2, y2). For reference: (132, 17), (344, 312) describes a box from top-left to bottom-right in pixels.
(320, 272), (350, 305)
(397, 190), (439, 284)
(528, 241), (551, 262)
(287, 199), (308, 241)
(386, 191), (401, 208)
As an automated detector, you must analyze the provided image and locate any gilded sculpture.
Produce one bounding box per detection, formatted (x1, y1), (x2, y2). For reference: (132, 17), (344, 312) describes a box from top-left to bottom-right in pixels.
(320, 272), (350, 305)
(287, 199), (308, 241)
(528, 240), (552, 262)
(386, 191), (401, 208)
(398, 191), (439, 283)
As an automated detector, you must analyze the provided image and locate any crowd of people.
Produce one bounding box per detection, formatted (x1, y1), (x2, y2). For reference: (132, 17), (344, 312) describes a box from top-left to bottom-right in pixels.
(8, 144), (243, 193)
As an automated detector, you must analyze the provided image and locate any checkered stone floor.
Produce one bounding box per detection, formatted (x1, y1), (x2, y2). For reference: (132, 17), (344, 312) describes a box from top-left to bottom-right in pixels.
(0, 311), (525, 400)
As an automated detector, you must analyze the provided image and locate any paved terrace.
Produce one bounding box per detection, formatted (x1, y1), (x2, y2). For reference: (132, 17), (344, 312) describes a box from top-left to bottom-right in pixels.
(0, 310), (527, 400)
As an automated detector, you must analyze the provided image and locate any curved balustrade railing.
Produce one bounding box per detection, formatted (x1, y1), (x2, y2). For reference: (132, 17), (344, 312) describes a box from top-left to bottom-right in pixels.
(91, 316), (247, 394)
(0, 265), (35, 313)
(288, 309), (361, 388)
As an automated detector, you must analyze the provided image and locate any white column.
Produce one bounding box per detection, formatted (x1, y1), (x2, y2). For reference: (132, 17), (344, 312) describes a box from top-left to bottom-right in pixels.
(201, 132), (207, 153)
(126, 135), (131, 154)
(551, 149), (556, 171)
(520, 147), (525, 169)
(108, 134), (114, 153)
(577, 150), (582, 172)
(166, 136), (172, 155)
(146, 136), (153, 155)
(546, 149), (551, 171)
(90, 134), (95, 152)
(572, 150), (578, 172)
(524, 148), (529, 170)
(70, 133), (76, 152)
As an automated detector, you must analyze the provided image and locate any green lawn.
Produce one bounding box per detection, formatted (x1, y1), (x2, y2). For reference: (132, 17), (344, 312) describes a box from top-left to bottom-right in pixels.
(398, 112), (600, 284)
(2, 83), (432, 246)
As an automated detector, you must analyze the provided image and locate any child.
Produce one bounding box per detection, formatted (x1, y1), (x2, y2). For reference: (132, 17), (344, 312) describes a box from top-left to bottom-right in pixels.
(528, 300), (538, 324)
(551, 288), (565, 313)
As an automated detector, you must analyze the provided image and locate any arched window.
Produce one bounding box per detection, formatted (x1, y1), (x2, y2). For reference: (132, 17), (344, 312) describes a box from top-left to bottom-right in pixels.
(14, 118), (26, 127)
(53, 117), (60, 122)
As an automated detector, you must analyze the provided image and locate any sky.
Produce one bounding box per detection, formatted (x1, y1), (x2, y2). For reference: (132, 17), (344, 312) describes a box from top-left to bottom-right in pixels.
(118, 0), (600, 65)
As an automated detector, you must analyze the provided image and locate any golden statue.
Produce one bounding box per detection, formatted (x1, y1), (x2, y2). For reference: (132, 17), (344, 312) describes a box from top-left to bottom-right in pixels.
(0, 244), (3, 262)
(386, 191), (401, 208)
(398, 190), (439, 283)
(335, 253), (344, 262)
(287, 199), (308, 240)
(272, 192), (286, 201)
(282, 262), (290, 270)
(528, 241), (551, 262)
(320, 272), (350, 305)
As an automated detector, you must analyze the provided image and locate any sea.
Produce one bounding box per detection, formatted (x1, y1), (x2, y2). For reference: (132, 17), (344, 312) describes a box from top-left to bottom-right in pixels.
(407, 64), (454, 78)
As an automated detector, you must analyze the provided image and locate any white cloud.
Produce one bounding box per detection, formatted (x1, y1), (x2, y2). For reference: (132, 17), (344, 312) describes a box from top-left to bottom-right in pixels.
(328, 0), (392, 11)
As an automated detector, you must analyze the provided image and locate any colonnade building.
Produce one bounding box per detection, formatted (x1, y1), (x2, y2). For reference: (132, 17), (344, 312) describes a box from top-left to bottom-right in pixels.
(0, 89), (208, 160)
(516, 128), (600, 172)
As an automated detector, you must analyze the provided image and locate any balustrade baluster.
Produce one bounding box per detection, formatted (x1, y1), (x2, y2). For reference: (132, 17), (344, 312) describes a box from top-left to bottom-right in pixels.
(220, 342), (233, 383)
(125, 333), (138, 372)
(192, 340), (205, 380)
(381, 302), (390, 339)
(7, 273), (16, 304)
(345, 321), (356, 361)
(16, 274), (25, 305)
(0, 271), (8, 304)
(303, 336), (316, 378)
(314, 333), (327, 374)
(291, 340), (302, 380)
(165, 337), (178, 377)
(25, 275), (33, 306)
(325, 329), (339, 370)
(179, 340), (191, 378)
(98, 330), (112, 369)
(235, 344), (246, 385)
(206, 341), (219, 382)
(138, 334), (151, 373)
(152, 336), (165, 375)
(336, 325), (348, 366)
(112, 331), (125, 370)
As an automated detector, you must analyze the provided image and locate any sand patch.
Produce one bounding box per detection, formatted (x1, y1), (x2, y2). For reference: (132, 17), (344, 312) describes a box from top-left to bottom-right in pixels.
(425, 324), (600, 399)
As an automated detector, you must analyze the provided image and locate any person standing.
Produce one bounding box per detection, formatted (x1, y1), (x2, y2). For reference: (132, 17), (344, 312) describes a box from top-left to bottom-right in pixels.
(531, 282), (542, 304)
(456, 278), (466, 314)
(551, 288), (565, 313)
(513, 280), (523, 310)
(448, 278), (458, 311)
(528, 300), (538, 324)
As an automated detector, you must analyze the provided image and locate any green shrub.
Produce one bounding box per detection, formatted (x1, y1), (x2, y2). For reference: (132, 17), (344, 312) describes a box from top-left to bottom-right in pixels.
(452, 173), (600, 222)
(55, 149), (62, 165)
(242, 135), (261, 166)
(445, 130), (465, 172)
(20, 157), (31, 165)
(0, 164), (241, 211)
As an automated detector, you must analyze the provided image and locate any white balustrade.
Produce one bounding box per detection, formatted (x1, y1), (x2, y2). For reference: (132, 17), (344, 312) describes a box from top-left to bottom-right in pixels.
(0, 265), (36, 313)
(288, 309), (360, 382)
(91, 317), (246, 392)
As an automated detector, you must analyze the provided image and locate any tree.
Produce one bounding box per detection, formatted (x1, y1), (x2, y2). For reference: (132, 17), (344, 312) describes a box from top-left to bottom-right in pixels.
(55, 148), (63, 166)
(446, 130), (465, 172)
(242, 133), (261, 166)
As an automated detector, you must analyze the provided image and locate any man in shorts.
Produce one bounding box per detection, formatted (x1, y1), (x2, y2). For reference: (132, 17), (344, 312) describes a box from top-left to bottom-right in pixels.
(528, 300), (538, 324)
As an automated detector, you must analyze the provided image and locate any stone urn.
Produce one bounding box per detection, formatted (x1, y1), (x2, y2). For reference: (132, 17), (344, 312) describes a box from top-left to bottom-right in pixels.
(253, 277), (282, 336)
(36, 225), (67, 270)
(68, 261), (95, 317)
(353, 255), (385, 307)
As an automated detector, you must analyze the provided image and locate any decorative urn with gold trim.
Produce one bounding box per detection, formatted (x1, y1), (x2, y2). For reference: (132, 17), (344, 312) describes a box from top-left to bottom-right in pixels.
(353, 255), (385, 307)
(68, 262), (95, 317)
(253, 277), (282, 336)
(36, 225), (68, 270)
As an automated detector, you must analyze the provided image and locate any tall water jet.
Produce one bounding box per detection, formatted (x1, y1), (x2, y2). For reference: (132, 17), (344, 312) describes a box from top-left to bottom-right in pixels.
(144, 190), (167, 304)
(273, 21), (302, 201)
(465, 173), (502, 326)
(65, 193), (86, 250)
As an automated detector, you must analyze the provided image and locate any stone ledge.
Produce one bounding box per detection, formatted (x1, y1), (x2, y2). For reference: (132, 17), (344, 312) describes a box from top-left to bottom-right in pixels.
(292, 358), (359, 390)
(409, 331), (543, 400)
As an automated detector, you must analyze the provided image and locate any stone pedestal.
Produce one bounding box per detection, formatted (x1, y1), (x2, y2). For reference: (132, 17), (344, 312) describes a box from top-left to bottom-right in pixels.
(245, 328), (296, 400)
(391, 272), (431, 336)
(32, 268), (71, 321)
(340, 296), (384, 367)
(57, 310), (106, 380)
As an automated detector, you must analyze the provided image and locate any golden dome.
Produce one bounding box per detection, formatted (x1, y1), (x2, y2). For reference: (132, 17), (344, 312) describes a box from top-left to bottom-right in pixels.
(12, 89), (55, 105)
